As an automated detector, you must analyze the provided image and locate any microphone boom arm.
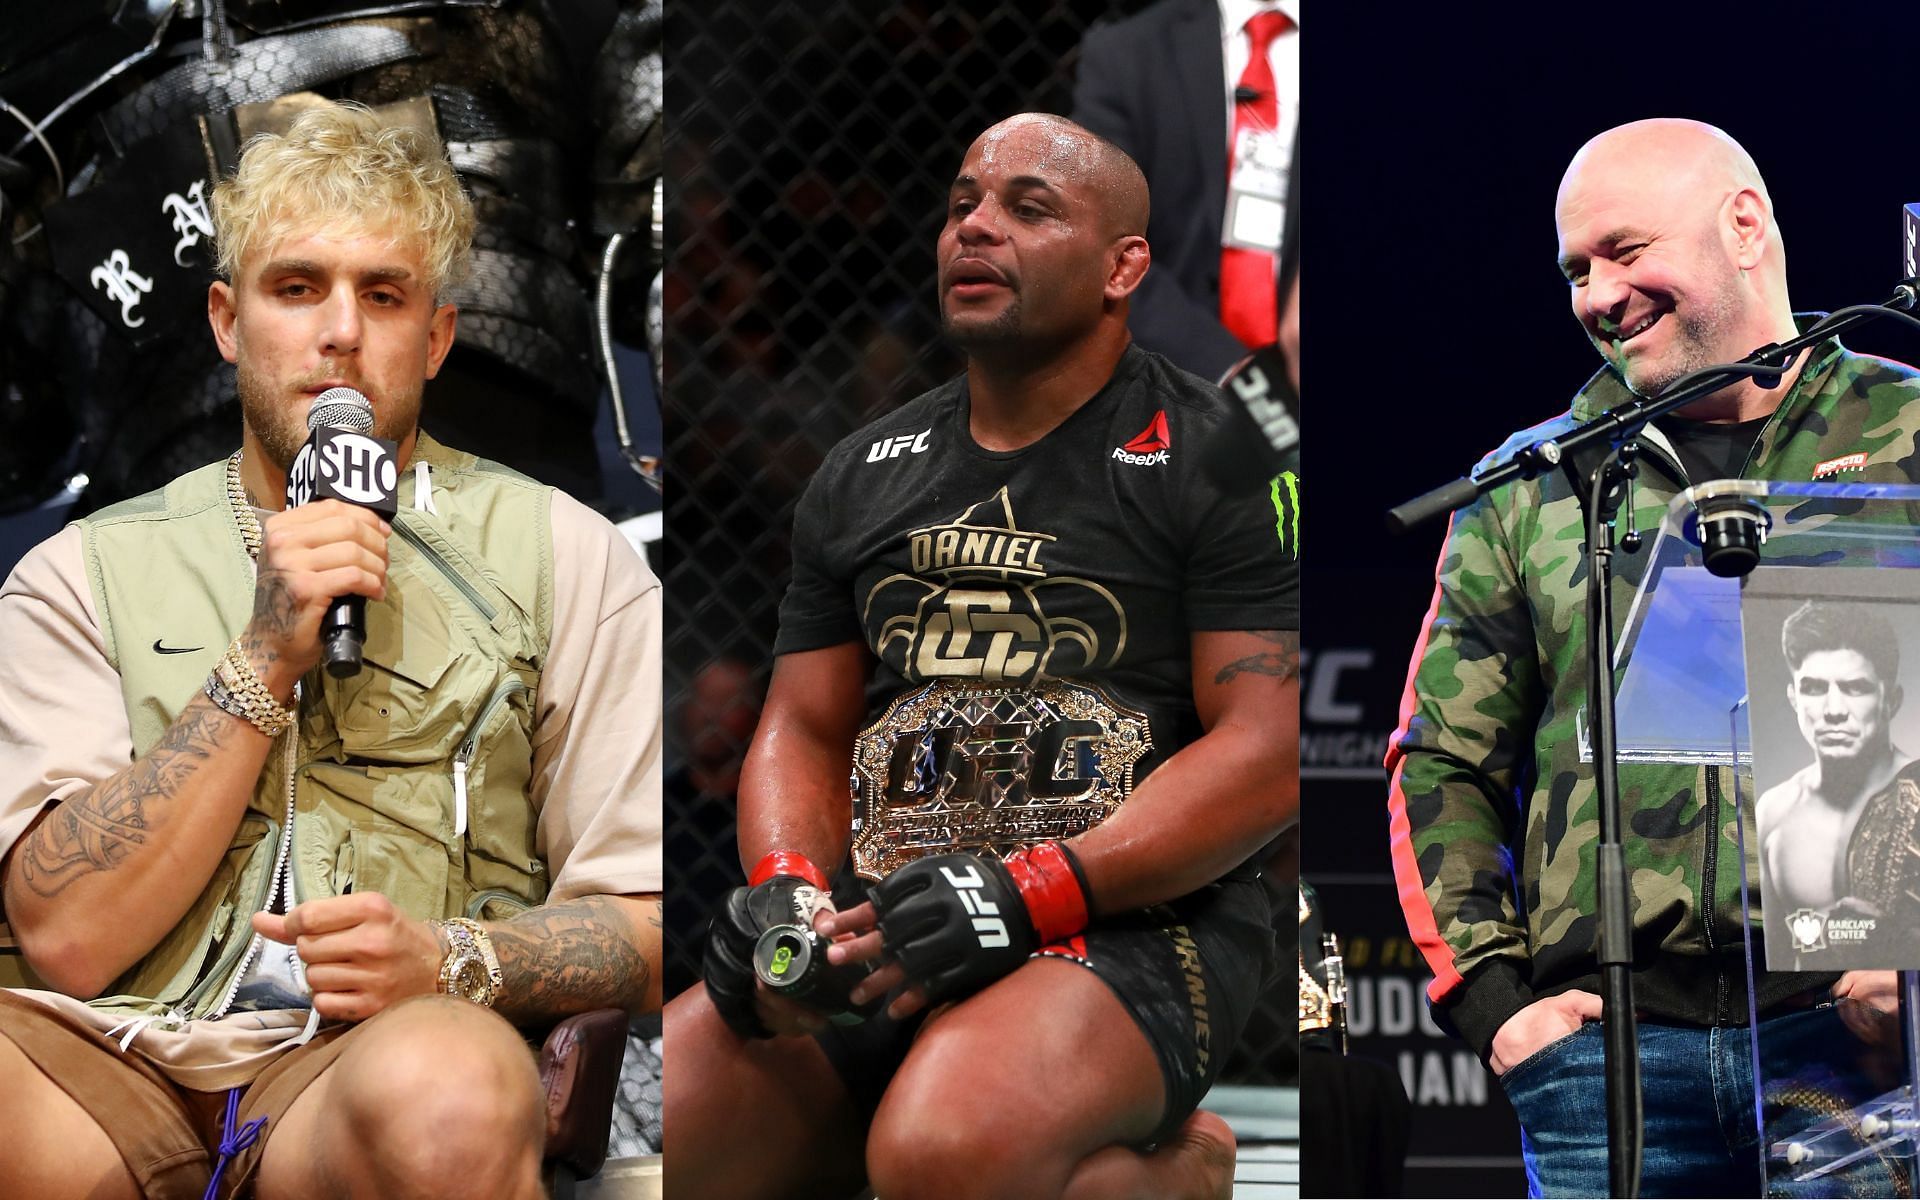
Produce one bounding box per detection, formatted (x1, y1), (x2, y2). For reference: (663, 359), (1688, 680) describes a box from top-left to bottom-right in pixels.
(1386, 285), (1920, 533)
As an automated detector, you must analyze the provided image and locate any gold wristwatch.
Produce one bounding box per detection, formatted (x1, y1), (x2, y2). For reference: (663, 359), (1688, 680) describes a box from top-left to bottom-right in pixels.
(434, 917), (503, 1007)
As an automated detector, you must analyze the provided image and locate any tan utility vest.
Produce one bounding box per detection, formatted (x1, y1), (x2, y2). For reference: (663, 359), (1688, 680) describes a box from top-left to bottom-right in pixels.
(76, 435), (553, 1020)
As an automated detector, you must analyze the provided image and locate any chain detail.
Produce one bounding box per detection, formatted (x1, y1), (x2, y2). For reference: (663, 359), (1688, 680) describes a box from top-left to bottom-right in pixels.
(224, 450), (262, 562)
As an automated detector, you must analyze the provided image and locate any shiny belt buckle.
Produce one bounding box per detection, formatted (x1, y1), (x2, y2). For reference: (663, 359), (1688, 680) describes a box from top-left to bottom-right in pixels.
(848, 678), (1152, 881)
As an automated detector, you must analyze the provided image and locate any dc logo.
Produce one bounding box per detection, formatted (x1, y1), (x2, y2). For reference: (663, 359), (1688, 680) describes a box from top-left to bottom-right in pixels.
(321, 433), (398, 504)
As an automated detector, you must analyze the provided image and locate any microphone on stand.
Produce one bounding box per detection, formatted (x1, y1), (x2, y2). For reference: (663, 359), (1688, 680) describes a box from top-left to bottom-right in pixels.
(285, 386), (400, 678)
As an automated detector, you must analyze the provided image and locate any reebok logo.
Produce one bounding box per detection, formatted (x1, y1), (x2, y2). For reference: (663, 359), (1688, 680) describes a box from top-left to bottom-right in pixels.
(867, 429), (932, 462)
(1112, 410), (1171, 466)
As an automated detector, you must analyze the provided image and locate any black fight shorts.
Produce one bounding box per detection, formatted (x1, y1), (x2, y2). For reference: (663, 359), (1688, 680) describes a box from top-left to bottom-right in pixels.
(815, 870), (1275, 1144)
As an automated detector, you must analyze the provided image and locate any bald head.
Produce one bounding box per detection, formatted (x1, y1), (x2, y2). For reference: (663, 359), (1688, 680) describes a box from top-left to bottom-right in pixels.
(1557, 118), (1785, 289)
(1554, 118), (1796, 403)
(1559, 119), (1772, 238)
(967, 113), (1150, 239)
(939, 112), (1152, 361)
(1563, 119), (1765, 200)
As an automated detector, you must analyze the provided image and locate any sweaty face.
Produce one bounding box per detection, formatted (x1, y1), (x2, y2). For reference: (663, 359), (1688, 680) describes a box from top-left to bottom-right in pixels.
(1555, 171), (1746, 398)
(937, 119), (1116, 353)
(215, 225), (452, 471)
(1788, 648), (1897, 769)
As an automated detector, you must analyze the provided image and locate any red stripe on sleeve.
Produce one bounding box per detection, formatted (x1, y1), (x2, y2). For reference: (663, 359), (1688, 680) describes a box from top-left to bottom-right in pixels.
(1384, 517), (1468, 1001)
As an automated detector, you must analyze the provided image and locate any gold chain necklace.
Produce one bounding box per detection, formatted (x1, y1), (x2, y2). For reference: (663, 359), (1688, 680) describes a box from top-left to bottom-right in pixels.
(224, 450), (262, 562)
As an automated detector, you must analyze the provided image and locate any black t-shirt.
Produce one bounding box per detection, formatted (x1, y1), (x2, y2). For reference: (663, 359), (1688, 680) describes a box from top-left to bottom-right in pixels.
(1654, 412), (1771, 484)
(776, 344), (1300, 755)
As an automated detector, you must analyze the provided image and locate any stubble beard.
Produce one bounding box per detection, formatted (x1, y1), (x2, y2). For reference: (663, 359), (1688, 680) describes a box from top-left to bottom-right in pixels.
(943, 294), (1024, 353)
(1615, 272), (1744, 400)
(236, 358), (308, 471)
(235, 356), (424, 471)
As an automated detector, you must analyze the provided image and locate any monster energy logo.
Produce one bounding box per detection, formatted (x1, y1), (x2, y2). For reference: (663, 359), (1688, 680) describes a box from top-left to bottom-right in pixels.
(1271, 471), (1300, 556)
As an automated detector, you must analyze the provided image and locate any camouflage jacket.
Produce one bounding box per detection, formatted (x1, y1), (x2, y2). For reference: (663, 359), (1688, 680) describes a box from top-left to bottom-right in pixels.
(1386, 328), (1920, 1059)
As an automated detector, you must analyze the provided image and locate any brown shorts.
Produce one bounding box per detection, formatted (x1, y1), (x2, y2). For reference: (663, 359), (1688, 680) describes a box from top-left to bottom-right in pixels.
(0, 990), (368, 1200)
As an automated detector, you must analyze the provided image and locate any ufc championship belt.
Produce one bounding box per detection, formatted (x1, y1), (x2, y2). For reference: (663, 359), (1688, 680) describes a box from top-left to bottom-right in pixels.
(848, 678), (1152, 881)
(1847, 775), (1920, 915)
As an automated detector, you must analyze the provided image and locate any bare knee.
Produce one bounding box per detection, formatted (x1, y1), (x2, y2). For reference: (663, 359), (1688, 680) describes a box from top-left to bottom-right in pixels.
(660, 987), (727, 1158)
(662, 985), (869, 1200)
(867, 1077), (1061, 1200)
(336, 997), (544, 1198)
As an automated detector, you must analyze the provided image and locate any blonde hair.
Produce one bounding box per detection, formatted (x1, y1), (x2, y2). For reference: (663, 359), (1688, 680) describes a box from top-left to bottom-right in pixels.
(212, 102), (475, 300)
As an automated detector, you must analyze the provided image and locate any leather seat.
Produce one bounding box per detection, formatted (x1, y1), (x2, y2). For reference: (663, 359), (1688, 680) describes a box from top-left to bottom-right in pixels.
(539, 1007), (632, 1197)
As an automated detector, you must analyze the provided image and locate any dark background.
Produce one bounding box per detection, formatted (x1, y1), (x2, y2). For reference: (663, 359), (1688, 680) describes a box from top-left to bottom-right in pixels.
(0, 1), (662, 570)
(1307, 3), (1920, 1193)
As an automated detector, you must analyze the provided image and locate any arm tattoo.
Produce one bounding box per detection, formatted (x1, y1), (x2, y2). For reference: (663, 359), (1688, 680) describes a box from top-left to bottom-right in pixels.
(16, 701), (232, 898)
(1214, 629), (1301, 685)
(489, 896), (651, 1022)
(245, 570), (299, 666)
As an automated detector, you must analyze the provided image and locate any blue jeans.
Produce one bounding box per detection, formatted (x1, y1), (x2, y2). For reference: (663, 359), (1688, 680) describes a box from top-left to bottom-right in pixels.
(1499, 1007), (1903, 1198)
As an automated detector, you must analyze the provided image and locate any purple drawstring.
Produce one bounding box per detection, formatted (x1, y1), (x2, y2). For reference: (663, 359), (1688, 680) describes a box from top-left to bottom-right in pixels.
(202, 1086), (267, 1200)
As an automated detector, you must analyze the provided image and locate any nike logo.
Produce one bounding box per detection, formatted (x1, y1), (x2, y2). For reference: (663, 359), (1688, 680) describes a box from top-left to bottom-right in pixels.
(153, 640), (204, 655)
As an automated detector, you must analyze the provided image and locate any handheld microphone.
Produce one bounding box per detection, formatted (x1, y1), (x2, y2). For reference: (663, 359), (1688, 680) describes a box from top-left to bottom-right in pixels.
(286, 387), (400, 678)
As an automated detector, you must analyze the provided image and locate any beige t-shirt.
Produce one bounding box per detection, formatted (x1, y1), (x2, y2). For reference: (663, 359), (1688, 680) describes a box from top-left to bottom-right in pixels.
(0, 483), (661, 1089)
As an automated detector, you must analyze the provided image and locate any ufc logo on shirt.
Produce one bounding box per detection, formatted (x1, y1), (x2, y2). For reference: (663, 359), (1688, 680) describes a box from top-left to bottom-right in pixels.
(867, 430), (932, 462)
(940, 864), (1010, 948)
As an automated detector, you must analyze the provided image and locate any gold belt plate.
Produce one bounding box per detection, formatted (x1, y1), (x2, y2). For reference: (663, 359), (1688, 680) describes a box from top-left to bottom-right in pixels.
(849, 678), (1153, 881)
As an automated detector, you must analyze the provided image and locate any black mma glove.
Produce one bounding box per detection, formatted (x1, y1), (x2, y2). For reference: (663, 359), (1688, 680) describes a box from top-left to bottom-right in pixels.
(869, 842), (1090, 1006)
(703, 851), (836, 1039)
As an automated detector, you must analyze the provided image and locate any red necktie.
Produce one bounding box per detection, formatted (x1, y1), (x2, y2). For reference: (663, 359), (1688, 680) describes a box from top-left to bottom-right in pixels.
(1219, 8), (1292, 348)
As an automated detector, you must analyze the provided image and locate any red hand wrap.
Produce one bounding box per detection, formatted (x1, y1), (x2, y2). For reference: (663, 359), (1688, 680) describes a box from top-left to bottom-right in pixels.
(1003, 842), (1090, 946)
(748, 850), (831, 892)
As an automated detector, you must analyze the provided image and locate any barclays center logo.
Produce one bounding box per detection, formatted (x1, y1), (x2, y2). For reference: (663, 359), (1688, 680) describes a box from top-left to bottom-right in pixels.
(1786, 909), (1827, 954)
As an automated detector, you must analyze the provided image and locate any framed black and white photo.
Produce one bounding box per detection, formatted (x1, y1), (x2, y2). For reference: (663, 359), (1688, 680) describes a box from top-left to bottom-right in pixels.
(1743, 565), (1920, 970)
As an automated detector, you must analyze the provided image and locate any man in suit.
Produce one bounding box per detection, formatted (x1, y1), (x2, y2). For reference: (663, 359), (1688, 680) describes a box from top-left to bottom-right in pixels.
(1073, 0), (1298, 382)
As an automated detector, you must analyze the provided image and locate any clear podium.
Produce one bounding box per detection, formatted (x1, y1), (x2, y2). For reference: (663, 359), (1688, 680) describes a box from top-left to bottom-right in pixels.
(1613, 479), (1920, 1195)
